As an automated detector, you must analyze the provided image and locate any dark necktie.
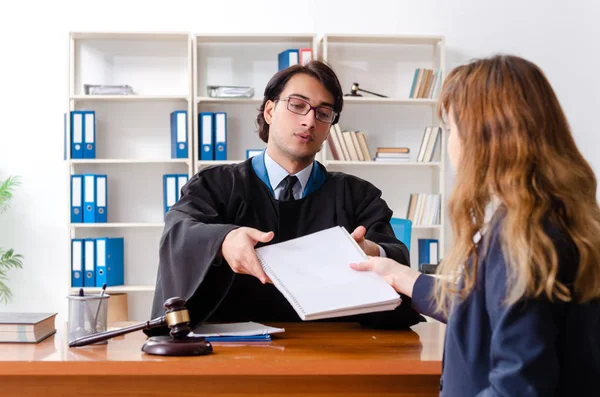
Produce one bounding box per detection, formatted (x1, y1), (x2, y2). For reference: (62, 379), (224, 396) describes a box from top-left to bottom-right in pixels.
(280, 175), (298, 201)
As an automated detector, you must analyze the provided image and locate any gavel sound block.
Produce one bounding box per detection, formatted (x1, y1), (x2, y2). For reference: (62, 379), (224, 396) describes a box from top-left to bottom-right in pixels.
(68, 297), (213, 356)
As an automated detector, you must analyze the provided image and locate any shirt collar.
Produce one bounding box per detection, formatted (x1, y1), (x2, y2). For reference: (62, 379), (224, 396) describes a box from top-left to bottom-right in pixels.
(264, 149), (313, 193)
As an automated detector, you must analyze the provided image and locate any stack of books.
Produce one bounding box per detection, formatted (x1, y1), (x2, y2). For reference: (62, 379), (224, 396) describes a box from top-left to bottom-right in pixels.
(374, 147), (410, 162)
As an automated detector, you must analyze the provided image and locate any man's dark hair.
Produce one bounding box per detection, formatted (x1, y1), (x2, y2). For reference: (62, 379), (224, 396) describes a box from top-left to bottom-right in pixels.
(256, 60), (344, 143)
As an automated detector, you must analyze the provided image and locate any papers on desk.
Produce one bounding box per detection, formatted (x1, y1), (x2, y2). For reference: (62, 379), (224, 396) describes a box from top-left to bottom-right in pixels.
(190, 321), (285, 343)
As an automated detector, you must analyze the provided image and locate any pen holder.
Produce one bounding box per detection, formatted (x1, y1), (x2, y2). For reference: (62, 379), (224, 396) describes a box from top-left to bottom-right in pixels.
(67, 293), (110, 345)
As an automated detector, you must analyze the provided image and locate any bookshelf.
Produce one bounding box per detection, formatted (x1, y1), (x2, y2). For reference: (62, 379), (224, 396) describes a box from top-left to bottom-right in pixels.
(66, 32), (194, 320)
(65, 31), (447, 320)
(319, 34), (446, 268)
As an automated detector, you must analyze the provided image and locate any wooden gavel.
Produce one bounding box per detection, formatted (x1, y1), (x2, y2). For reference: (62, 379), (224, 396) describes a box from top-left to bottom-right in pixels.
(68, 297), (213, 356)
(345, 82), (388, 98)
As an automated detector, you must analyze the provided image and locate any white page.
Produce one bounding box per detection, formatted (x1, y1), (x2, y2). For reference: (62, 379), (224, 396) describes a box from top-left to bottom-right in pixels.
(255, 226), (401, 320)
(189, 322), (285, 337)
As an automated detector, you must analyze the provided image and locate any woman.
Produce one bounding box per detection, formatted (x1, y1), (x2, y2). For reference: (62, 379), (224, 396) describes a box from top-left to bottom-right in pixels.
(351, 55), (600, 396)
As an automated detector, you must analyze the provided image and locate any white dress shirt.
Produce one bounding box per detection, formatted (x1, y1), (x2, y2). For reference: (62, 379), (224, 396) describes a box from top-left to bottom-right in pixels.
(264, 150), (313, 200)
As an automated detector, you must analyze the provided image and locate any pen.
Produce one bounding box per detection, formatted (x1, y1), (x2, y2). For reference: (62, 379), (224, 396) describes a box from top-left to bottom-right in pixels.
(93, 283), (107, 332)
(78, 287), (98, 333)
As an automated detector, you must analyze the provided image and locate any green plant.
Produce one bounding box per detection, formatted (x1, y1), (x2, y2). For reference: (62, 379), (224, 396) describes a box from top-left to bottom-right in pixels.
(0, 176), (23, 304)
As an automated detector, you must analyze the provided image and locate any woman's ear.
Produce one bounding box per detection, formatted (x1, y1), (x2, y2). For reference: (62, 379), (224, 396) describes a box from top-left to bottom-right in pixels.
(264, 100), (275, 125)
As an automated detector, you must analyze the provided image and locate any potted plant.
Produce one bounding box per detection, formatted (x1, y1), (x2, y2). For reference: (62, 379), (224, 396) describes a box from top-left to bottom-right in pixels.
(0, 176), (23, 304)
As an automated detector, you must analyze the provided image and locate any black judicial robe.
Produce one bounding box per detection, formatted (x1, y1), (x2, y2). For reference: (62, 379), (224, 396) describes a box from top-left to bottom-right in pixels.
(146, 153), (424, 336)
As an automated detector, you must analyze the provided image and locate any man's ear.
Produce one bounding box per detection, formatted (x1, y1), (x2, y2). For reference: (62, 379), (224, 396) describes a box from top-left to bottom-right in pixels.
(264, 100), (275, 125)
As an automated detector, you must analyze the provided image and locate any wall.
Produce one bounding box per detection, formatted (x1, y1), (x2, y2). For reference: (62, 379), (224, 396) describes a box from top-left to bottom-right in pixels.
(0, 0), (598, 322)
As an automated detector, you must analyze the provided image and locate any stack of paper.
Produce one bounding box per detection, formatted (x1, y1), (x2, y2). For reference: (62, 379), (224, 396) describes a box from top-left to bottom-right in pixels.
(190, 321), (285, 342)
(206, 85), (255, 98)
(255, 226), (401, 321)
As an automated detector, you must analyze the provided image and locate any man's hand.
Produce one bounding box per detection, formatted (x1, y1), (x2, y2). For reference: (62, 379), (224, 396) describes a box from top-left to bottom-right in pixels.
(351, 226), (381, 257)
(221, 227), (274, 284)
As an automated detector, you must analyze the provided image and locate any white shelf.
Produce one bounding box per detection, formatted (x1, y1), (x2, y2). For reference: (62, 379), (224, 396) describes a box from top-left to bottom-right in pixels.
(195, 96), (436, 106)
(196, 96), (262, 104)
(70, 32), (189, 41)
(343, 97), (438, 106)
(70, 223), (165, 229)
(65, 31), (446, 319)
(70, 285), (155, 293)
(67, 31), (195, 321)
(195, 33), (315, 43)
(325, 161), (441, 167)
(197, 160), (242, 166)
(70, 95), (189, 102)
(69, 159), (189, 165)
(322, 32), (446, 269)
(412, 225), (442, 230)
(324, 34), (444, 45)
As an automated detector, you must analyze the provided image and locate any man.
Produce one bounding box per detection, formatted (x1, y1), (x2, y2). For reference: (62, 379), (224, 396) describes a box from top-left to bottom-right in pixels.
(147, 60), (423, 335)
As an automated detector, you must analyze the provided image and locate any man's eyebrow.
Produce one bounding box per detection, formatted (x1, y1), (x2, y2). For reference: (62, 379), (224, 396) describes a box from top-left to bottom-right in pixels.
(288, 93), (335, 109)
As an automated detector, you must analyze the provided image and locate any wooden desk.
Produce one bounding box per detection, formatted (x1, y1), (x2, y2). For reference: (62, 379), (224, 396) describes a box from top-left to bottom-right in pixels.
(0, 322), (445, 397)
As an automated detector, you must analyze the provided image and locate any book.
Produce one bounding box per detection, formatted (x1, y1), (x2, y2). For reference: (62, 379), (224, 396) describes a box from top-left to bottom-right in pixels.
(376, 147), (410, 154)
(349, 131), (364, 161)
(355, 131), (372, 161)
(342, 131), (360, 161)
(326, 134), (341, 160)
(255, 226), (401, 321)
(0, 312), (57, 343)
(332, 124), (350, 160)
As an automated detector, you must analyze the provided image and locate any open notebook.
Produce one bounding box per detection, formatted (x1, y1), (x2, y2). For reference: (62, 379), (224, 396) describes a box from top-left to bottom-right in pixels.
(255, 226), (401, 321)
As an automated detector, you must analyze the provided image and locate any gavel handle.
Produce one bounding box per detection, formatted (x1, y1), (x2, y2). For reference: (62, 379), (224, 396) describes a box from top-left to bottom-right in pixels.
(358, 88), (388, 98)
(69, 317), (166, 347)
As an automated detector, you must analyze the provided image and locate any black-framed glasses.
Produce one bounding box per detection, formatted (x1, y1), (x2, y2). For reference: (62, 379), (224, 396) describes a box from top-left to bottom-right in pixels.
(277, 97), (338, 124)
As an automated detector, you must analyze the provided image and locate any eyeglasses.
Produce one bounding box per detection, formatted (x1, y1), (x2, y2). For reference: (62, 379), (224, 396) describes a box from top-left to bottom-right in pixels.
(277, 97), (338, 124)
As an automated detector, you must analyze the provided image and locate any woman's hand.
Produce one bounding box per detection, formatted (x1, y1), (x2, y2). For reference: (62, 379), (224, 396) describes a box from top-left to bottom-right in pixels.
(350, 257), (421, 297)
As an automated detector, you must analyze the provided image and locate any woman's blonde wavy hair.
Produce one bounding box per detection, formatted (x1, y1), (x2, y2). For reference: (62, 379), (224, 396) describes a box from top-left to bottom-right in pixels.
(434, 54), (600, 317)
